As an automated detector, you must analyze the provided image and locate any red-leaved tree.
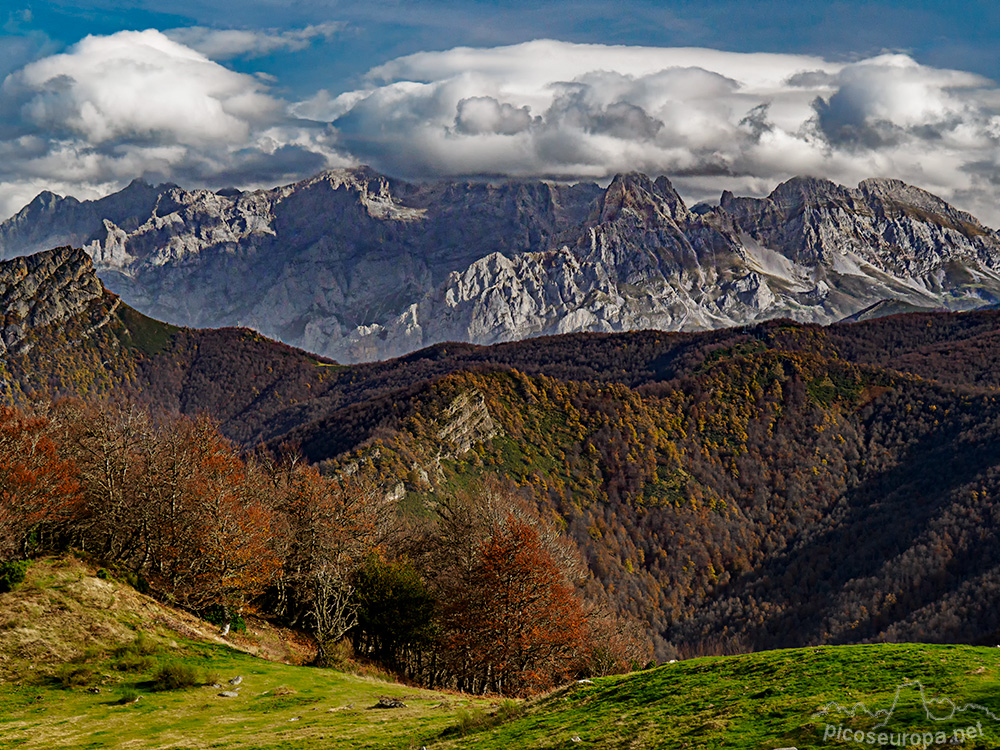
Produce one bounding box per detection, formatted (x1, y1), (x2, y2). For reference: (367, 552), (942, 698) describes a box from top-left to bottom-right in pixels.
(270, 458), (391, 665)
(142, 417), (282, 613)
(0, 404), (80, 560)
(442, 513), (586, 696)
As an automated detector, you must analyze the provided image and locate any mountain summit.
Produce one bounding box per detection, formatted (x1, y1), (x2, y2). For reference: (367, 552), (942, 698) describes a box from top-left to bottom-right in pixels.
(2, 168), (999, 362)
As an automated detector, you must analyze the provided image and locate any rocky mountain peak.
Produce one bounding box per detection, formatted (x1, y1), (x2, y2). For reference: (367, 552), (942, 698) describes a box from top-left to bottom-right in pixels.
(856, 176), (948, 210)
(10, 191), (79, 225)
(0, 246), (105, 354)
(598, 172), (689, 225)
(766, 175), (851, 212)
(856, 177), (988, 233)
(855, 176), (909, 195)
(27, 190), (70, 210)
(293, 166), (427, 221)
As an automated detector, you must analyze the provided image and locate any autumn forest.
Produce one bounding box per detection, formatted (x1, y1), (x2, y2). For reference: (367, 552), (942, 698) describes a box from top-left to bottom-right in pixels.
(5, 285), (1000, 693)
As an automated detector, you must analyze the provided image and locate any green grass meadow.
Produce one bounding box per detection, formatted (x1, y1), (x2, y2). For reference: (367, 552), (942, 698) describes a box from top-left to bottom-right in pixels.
(3, 559), (1000, 749)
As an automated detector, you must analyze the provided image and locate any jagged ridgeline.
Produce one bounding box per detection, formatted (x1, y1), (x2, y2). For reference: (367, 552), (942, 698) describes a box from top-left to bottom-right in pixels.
(2, 168), (1000, 363)
(5, 246), (1000, 660)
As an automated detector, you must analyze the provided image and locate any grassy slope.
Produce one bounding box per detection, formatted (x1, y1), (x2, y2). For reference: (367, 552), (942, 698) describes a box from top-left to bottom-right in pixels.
(3, 560), (1000, 749)
(446, 646), (1000, 749)
(0, 559), (492, 750)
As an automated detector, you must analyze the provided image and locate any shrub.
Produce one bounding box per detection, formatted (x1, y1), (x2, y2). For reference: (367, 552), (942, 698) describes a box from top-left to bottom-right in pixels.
(113, 653), (155, 672)
(200, 604), (247, 634)
(0, 560), (30, 594)
(114, 632), (160, 659)
(315, 638), (353, 670)
(448, 700), (523, 736)
(454, 707), (489, 734)
(56, 663), (94, 688)
(151, 662), (199, 691)
(495, 698), (524, 722)
(202, 670), (222, 686)
(117, 687), (141, 704)
(115, 568), (149, 594)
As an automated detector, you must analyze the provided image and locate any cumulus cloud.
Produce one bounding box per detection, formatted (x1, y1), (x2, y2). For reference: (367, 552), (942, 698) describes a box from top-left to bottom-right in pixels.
(0, 29), (349, 219)
(455, 96), (534, 135)
(5, 30), (278, 144)
(293, 39), (1000, 226)
(165, 23), (343, 60)
(7, 33), (1000, 229)
(813, 54), (989, 147)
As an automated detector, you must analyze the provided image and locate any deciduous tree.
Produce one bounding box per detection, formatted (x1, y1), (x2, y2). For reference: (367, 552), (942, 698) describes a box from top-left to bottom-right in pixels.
(0, 404), (79, 559)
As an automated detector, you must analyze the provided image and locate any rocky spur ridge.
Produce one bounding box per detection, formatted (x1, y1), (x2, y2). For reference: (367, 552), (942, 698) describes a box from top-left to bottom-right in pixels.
(0, 246), (104, 355)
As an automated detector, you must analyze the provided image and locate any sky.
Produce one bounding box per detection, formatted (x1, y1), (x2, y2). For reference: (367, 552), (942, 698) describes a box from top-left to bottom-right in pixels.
(3, 1), (1000, 224)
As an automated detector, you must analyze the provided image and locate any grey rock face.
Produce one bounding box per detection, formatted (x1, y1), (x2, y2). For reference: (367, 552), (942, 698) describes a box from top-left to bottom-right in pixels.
(2, 168), (1000, 363)
(1, 168), (602, 362)
(436, 390), (498, 456)
(0, 246), (105, 354)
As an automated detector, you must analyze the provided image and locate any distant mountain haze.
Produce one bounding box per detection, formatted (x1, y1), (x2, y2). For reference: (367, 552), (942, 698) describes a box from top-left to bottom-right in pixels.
(2, 168), (999, 363)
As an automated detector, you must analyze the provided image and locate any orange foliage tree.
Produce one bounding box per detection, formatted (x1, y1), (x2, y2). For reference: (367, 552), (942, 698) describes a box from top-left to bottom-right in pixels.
(53, 400), (282, 615)
(267, 458), (391, 664)
(53, 399), (151, 563)
(441, 512), (586, 696)
(142, 417), (282, 614)
(0, 405), (80, 559)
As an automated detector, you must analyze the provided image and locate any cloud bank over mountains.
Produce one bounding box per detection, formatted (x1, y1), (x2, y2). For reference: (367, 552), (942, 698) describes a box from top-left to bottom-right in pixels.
(0, 30), (346, 217)
(4, 31), (1000, 226)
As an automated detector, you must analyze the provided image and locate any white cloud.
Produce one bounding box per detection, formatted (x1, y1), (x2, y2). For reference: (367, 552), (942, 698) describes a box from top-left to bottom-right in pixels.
(455, 96), (535, 135)
(6, 30), (276, 144)
(164, 23), (343, 60)
(0, 29), (350, 219)
(5, 33), (1000, 230)
(296, 39), (1000, 226)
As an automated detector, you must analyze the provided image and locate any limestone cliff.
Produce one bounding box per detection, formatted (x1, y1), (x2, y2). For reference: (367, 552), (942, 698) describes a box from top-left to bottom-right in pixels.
(0, 247), (105, 354)
(3, 168), (1000, 362)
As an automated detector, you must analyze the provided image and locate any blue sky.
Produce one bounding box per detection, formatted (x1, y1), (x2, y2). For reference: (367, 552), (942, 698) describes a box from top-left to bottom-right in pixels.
(12, 1), (1000, 94)
(3, 0), (1000, 223)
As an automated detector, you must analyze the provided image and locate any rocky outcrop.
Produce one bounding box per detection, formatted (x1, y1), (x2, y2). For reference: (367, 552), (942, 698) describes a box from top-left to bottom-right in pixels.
(437, 390), (498, 455)
(0, 247), (105, 354)
(3, 168), (1000, 363)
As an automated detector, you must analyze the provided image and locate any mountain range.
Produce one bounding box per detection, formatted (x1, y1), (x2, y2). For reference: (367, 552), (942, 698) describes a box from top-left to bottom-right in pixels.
(2, 168), (999, 363)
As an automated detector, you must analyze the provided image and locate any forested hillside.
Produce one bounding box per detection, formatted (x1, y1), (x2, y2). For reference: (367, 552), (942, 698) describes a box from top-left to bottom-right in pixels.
(267, 314), (1000, 658)
(6, 248), (1000, 663)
